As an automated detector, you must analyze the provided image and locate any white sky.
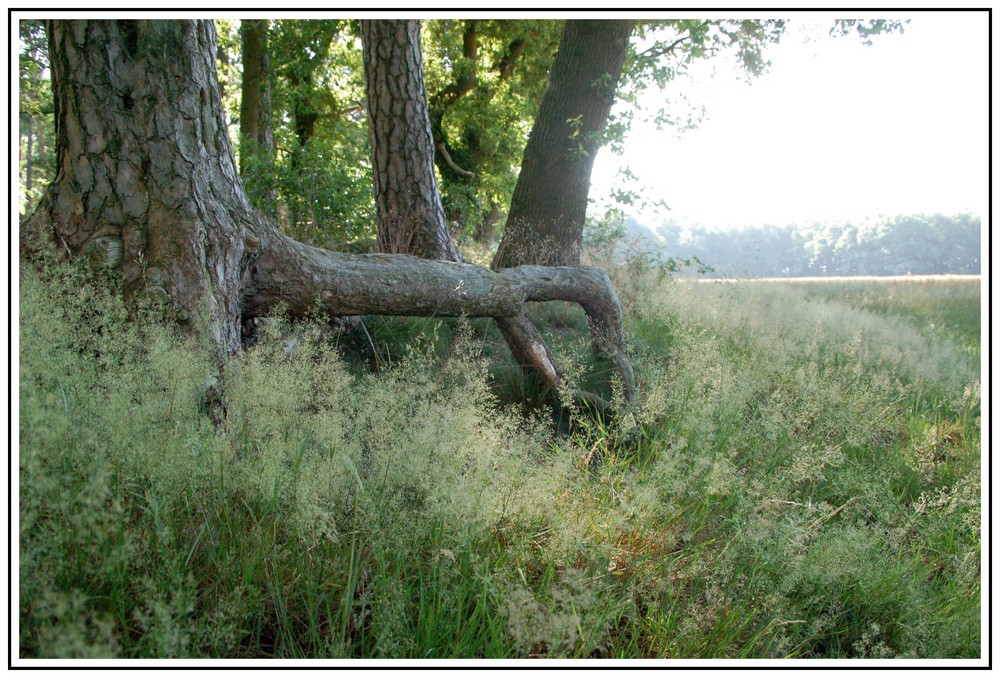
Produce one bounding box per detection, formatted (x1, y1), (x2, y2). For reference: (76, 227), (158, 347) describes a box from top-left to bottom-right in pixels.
(590, 13), (989, 229)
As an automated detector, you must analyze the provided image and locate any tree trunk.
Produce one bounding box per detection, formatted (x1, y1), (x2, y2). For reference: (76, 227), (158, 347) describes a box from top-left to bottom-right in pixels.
(24, 20), (251, 353)
(23, 19), (636, 407)
(239, 19), (277, 216)
(24, 116), (33, 194)
(492, 20), (634, 269)
(36, 121), (46, 189)
(360, 19), (460, 262)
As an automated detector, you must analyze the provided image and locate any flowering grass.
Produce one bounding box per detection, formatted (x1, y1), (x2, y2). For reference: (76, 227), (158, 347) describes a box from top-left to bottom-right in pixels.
(17, 257), (982, 661)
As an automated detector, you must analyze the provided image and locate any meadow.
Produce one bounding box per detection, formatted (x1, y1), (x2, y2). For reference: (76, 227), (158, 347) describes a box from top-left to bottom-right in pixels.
(17, 255), (982, 661)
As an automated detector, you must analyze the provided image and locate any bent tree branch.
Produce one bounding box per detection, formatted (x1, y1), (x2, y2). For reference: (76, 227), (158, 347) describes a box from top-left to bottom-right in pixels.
(247, 230), (637, 403)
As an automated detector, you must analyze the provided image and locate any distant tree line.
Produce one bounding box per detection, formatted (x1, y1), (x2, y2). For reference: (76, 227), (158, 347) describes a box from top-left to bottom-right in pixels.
(623, 213), (981, 277)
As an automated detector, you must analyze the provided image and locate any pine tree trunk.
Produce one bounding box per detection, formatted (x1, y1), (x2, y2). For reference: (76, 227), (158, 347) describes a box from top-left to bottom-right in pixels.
(361, 19), (461, 262)
(493, 20), (634, 269)
(24, 20), (252, 352)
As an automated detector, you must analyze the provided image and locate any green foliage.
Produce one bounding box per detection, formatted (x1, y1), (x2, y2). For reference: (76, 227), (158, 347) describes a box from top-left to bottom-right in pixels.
(266, 20), (375, 248)
(831, 19), (907, 46)
(18, 19), (55, 214)
(214, 19), (242, 138)
(215, 19), (375, 249)
(275, 128), (375, 247)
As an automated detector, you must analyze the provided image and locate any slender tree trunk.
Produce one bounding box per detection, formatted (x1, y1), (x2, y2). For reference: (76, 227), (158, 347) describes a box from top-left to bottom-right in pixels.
(24, 117), (33, 194)
(493, 20), (634, 269)
(284, 70), (319, 239)
(36, 122), (46, 186)
(239, 19), (276, 216)
(360, 19), (460, 262)
(23, 19), (636, 407)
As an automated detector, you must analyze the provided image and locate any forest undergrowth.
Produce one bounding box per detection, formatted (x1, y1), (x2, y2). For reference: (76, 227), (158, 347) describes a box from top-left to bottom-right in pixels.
(17, 254), (982, 660)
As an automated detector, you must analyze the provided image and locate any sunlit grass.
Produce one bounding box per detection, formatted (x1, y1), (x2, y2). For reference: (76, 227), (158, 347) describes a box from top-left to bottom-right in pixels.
(18, 257), (981, 660)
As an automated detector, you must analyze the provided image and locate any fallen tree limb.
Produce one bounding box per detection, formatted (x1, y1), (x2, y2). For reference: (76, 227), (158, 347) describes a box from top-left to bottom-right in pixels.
(247, 230), (637, 406)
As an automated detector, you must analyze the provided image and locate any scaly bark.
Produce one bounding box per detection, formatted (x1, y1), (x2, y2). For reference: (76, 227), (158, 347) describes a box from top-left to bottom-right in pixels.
(361, 19), (461, 262)
(24, 20), (250, 352)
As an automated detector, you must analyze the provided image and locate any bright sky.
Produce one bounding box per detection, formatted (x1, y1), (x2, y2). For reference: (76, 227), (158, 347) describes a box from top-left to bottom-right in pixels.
(590, 13), (989, 229)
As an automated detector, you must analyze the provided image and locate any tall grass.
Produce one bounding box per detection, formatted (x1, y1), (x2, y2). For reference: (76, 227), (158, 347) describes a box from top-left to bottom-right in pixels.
(17, 256), (981, 660)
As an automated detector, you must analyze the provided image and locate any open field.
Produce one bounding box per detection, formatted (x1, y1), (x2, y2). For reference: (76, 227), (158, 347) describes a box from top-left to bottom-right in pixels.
(18, 260), (983, 661)
(693, 275), (982, 354)
(697, 275), (981, 282)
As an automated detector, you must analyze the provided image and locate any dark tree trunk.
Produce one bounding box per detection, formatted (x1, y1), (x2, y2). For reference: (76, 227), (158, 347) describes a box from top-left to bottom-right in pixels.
(493, 20), (634, 269)
(239, 19), (276, 216)
(283, 54), (323, 237)
(361, 19), (461, 262)
(36, 121), (46, 187)
(24, 20), (251, 352)
(22, 19), (635, 407)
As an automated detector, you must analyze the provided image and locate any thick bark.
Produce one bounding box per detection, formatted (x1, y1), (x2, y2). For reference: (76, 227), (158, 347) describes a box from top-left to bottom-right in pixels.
(24, 19), (636, 407)
(493, 20), (635, 269)
(239, 19), (276, 215)
(24, 20), (252, 352)
(361, 20), (460, 262)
